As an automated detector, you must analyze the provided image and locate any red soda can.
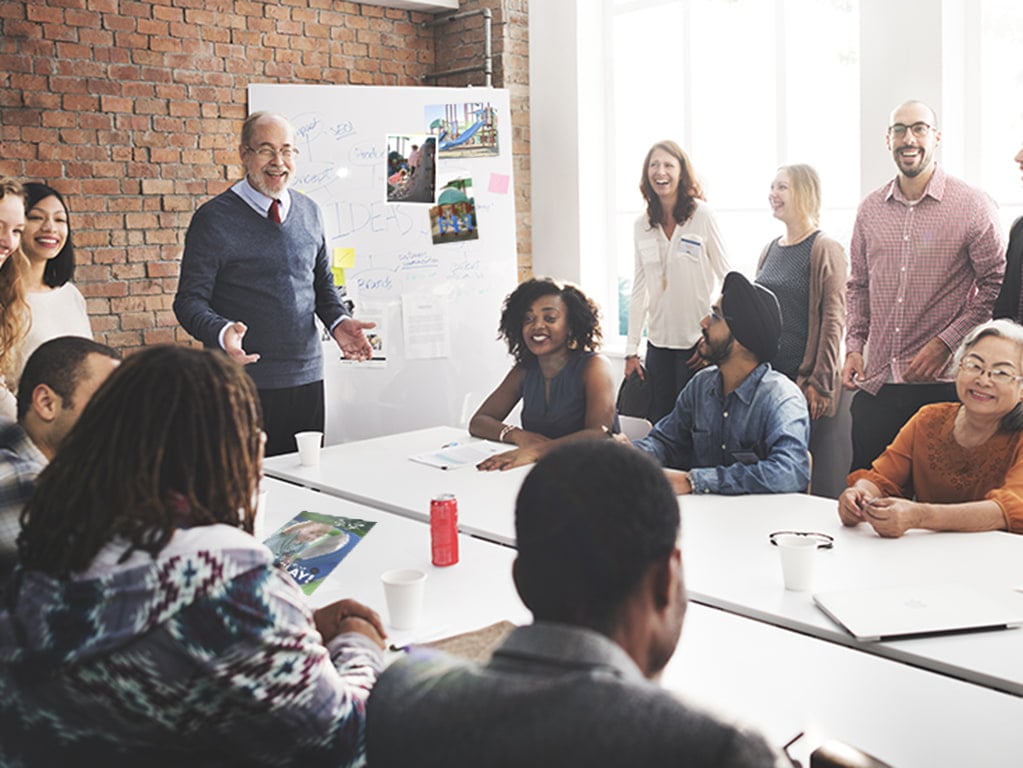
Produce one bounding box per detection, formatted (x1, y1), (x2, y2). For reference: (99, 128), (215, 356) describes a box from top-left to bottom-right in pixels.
(430, 494), (459, 566)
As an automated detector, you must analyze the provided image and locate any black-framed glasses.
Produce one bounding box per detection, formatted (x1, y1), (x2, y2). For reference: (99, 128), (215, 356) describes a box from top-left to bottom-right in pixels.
(246, 145), (299, 161)
(888, 122), (934, 139)
(769, 530), (834, 549)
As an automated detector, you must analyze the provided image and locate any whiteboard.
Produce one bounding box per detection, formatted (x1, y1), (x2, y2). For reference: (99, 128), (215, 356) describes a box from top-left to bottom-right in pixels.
(249, 85), (517, 444)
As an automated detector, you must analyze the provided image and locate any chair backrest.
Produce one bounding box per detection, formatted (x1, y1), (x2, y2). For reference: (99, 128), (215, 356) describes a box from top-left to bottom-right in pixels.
(618, 415), (653, 440)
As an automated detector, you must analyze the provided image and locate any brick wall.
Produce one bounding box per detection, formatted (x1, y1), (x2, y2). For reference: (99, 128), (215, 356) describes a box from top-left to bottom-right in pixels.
(0, 0), (530, 353)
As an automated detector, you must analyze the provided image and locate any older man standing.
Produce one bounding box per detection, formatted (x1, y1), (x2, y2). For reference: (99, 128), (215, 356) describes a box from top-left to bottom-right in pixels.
(842, 100), (1005, 471)
(174, 111), (375, 456)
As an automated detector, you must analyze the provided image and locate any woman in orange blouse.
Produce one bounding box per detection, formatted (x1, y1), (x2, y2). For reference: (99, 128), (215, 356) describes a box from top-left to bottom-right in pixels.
(838, 319), (1023, 537)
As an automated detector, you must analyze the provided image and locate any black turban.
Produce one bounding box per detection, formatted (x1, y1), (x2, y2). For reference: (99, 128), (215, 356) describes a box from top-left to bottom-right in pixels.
(721, 272), (782, 363)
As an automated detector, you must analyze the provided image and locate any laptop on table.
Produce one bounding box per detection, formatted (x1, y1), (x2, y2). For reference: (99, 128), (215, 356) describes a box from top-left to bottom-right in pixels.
(813, 583), (1023, 642)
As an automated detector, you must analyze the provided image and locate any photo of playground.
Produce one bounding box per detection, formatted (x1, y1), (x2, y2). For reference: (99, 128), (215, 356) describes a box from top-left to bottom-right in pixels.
(385, 133), (436, 204)
(425, 102), (499, 159)
(430, 175), (479, 245)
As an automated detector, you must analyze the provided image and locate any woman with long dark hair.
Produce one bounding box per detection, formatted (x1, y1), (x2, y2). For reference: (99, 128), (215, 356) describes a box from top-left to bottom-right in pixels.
(625, 141), (729, 423)
(15, 182), (92, 384)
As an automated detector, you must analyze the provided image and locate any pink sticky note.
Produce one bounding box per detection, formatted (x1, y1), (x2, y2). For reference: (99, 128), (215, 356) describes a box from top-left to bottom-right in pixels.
(488, 173), (510, 194)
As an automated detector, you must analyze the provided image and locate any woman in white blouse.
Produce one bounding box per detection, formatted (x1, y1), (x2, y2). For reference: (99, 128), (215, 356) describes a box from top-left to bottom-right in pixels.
(624, 141), (730, 423)
(16, 182), (93, 383)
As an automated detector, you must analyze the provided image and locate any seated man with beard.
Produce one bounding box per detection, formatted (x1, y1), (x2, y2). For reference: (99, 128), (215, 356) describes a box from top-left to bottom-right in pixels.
(630, 272), (810, 495)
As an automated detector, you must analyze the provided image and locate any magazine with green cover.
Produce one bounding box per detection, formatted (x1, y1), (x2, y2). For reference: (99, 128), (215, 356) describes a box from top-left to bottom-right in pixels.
(263, 510), (376, 595)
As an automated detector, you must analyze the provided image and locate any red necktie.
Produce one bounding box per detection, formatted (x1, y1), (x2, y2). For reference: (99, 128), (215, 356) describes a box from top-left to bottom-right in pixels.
(268, 198), (282, 223)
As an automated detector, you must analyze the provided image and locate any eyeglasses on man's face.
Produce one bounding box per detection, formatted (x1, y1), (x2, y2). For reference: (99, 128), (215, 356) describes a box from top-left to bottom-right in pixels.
(246, 145), (299, 161)
(888, 122), (935, 139)
(957, 359), (1023, 386)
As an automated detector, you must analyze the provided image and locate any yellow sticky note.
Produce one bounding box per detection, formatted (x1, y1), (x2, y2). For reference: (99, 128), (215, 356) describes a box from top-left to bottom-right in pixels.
(333, 247), (356, 269)
(332, 267), (346, 286)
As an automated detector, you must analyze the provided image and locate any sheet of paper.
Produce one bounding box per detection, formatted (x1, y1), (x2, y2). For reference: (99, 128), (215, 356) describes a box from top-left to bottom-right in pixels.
(409, 441), (503, 470)
(402, 293), (451, 359)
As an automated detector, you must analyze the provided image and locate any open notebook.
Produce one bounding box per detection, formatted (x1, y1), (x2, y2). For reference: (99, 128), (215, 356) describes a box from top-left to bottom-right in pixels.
(813, 583), (1023, 642)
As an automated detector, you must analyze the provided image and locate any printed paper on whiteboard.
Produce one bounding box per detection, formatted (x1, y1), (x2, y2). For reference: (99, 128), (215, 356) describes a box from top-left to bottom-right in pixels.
(403, 294), (451, 359)
(338, 301), (387, 367)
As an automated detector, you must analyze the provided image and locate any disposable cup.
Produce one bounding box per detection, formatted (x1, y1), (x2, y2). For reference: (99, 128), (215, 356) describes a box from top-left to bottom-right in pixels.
(295, 431), (324, 467)
(380, 568), (427, 630)
(776, 534), (817, 591)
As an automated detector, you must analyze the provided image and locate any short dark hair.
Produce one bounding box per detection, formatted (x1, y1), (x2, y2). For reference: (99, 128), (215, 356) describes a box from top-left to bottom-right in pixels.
(16, 336), (121, 421)
(23, 182), (75, 288)
(514, 441), (680, 633)
(498, 277), (603, 364)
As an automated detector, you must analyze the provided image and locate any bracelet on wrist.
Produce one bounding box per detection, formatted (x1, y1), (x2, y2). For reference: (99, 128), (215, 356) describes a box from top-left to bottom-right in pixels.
(498, 424), (516, 443)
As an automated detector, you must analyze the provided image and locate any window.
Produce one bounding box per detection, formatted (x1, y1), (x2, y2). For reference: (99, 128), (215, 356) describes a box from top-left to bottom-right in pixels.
(979, 0), (1023, 231)
(605, 0), (859, 336)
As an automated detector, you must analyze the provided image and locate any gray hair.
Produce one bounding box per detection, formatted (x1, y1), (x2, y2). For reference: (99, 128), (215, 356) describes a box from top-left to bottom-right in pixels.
(954, 319), (1023, 431)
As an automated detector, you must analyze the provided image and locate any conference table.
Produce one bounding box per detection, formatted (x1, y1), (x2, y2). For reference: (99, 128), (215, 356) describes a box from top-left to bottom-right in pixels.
(669, 602), (1023, 767)
(263, 426), (522, 545)
(679, 492), (1023, 696)
(259, 476), (529, 641)
(263, 475), (1023, 766)
(265, 426), (1023, 762)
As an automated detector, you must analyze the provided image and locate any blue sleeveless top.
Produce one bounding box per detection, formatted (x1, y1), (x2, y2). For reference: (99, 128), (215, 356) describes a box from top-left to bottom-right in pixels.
(521, 351), (617, 439)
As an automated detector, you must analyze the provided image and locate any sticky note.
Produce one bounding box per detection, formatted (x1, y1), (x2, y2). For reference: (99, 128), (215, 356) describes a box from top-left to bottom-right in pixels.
(332, 267), (346, 286)
(333, 247), (356, 269)
(488, 173), (510, 194)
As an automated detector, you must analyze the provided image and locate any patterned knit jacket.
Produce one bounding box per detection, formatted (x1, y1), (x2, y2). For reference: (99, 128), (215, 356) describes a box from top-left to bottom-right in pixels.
(0, 523), (382, 767)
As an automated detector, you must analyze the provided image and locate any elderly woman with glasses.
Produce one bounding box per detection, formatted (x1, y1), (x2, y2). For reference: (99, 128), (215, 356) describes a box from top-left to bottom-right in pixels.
(838, 319), (1023, 537)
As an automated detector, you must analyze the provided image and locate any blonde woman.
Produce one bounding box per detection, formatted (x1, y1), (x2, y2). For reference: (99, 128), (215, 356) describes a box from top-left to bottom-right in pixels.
(0, 179), (30, 420)
(756, 164), (846, 420)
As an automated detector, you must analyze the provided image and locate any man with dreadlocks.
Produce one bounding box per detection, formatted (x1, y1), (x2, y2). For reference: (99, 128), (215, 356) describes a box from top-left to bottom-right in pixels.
(0, 345), (387, 767)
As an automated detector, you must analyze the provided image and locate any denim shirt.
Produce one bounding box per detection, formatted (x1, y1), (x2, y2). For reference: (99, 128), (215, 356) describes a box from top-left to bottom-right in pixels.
(634, 363), (810, 495)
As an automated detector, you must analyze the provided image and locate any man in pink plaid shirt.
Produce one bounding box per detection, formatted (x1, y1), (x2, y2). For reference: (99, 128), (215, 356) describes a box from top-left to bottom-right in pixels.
(842, 100), (1005, 471)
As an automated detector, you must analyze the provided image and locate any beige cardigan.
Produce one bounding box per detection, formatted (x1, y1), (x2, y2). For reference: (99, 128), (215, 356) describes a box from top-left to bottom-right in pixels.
(757, 232), (848, 418)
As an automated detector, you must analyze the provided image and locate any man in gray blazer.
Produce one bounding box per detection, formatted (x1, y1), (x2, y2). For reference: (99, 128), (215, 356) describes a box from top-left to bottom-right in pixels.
(366, 441), (789, 768)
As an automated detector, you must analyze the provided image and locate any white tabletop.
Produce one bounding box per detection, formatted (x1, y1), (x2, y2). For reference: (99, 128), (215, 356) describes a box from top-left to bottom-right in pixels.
(679, 492), (1023, 695)
(671, 602), (1023, 767)
(263, 477), (1023, 763)
(260, 477), (529, 645)
(263, 426), (524, 545)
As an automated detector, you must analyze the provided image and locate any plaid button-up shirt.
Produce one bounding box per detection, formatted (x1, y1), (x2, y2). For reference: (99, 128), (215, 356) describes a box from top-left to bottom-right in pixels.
(0, 421), (46, 570)
(847, 165), (1005, 395)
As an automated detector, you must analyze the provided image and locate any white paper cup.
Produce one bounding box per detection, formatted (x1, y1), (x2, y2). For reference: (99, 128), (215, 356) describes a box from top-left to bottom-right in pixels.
(380, 568), (427, 630)
(295, 431), (323, 467)
(776, 534), (817, 591)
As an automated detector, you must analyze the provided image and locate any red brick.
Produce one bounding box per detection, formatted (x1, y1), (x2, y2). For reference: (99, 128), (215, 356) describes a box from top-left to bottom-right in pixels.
(147, 261), (180, 278)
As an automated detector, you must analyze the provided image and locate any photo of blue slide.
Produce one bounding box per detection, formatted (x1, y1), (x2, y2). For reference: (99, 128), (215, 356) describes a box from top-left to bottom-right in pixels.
(439, 118), (485, 150)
